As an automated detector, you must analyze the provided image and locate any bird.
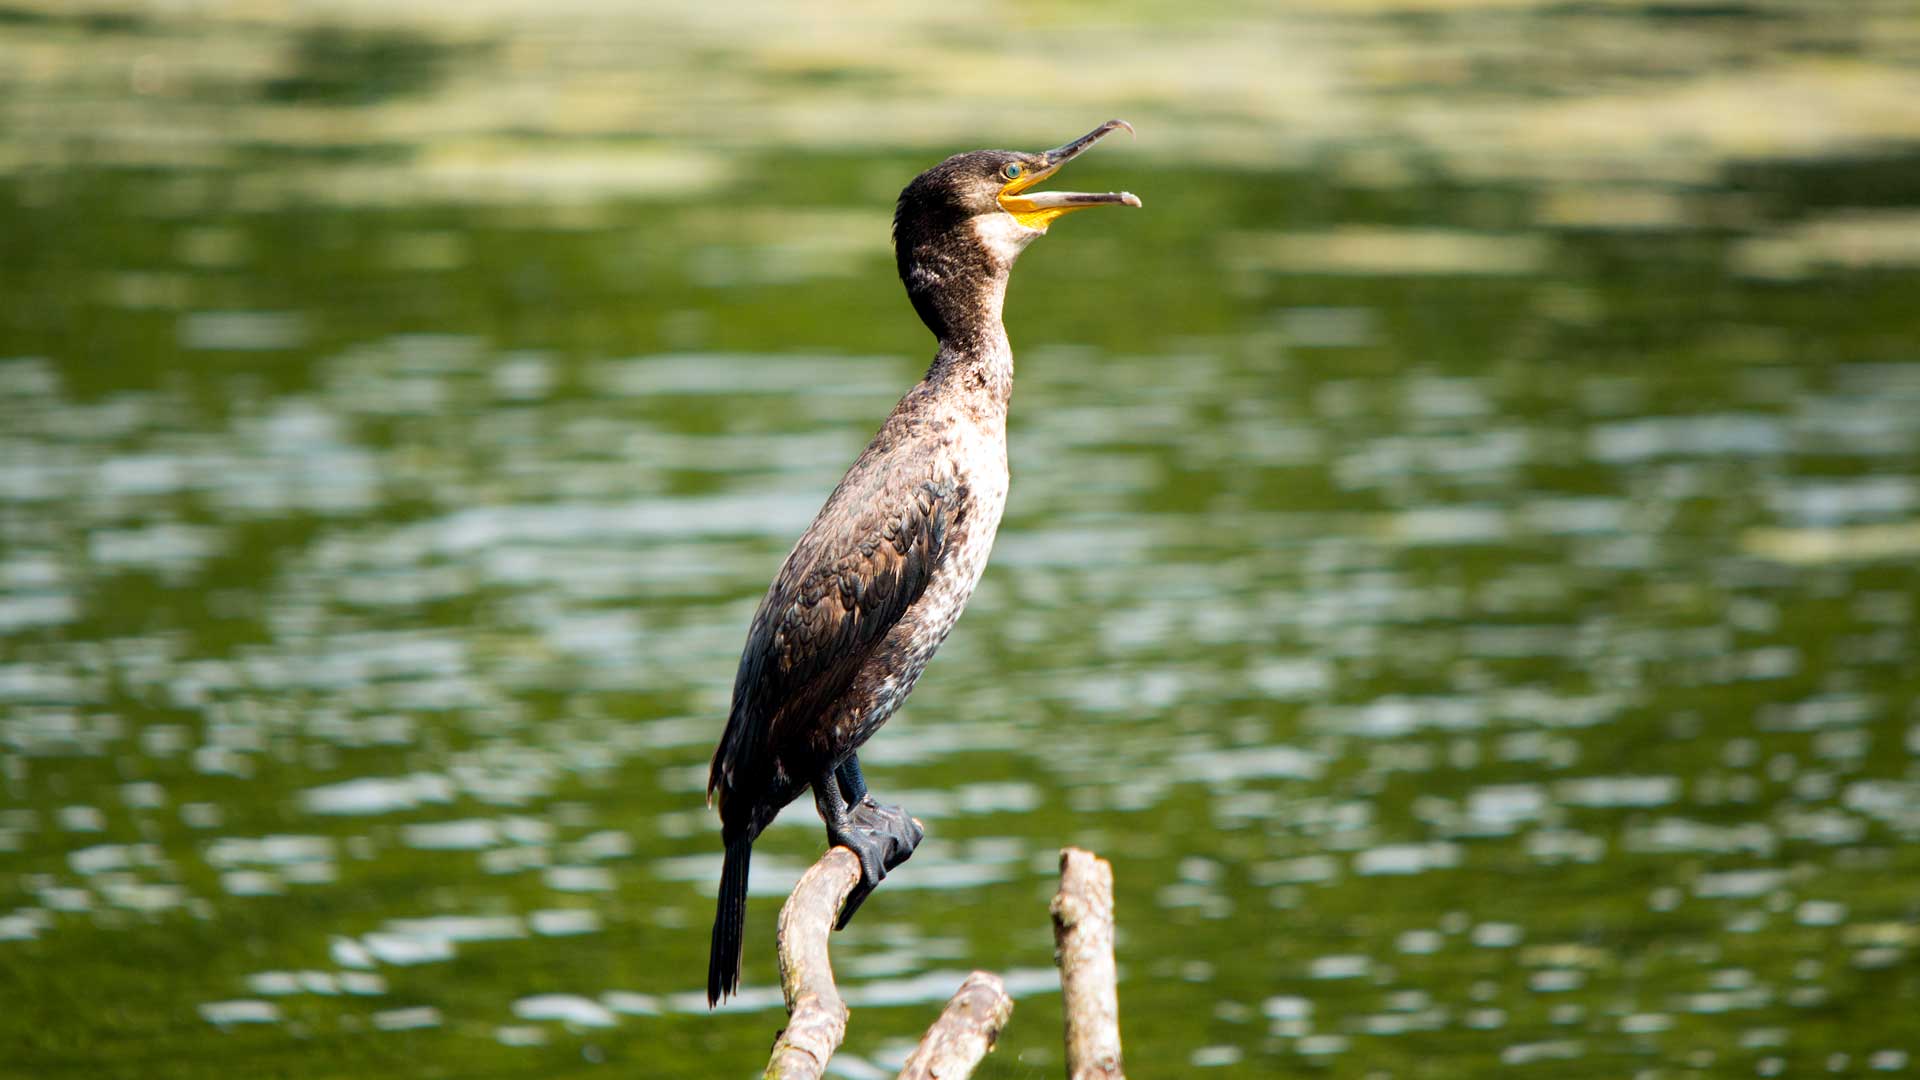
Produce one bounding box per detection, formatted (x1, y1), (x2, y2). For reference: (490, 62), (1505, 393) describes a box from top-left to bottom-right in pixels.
(706, 120), (1140, 1005)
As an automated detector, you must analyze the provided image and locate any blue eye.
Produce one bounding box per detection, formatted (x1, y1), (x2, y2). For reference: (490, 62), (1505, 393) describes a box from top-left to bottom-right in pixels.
(1003, 163), (1024, 180)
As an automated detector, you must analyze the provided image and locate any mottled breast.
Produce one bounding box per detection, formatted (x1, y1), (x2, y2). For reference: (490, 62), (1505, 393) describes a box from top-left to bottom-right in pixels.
(824, 391), (1010, 755)
(710, 375), (1011, 816)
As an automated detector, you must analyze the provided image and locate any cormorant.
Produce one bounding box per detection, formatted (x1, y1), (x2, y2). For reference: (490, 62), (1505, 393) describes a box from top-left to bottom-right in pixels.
(707, 120), (1140, 1005)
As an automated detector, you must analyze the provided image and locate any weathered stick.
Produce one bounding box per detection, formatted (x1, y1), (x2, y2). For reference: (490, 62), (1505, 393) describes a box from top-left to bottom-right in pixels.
(894, 971), (1015, 1080)
(765, 847), (860, 1080)
(1052, 848), (1125, 1080)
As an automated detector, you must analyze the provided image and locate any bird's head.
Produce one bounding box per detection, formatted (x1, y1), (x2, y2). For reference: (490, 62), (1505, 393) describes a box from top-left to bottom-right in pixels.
(893, 120), (1140, 341)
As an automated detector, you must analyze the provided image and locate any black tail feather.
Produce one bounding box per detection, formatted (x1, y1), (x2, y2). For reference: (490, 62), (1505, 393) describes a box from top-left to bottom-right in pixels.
(707, 836), (752, 1006)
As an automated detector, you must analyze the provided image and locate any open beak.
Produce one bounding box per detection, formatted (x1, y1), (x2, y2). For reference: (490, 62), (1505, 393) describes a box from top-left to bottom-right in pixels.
(997, 119), (1142, 232)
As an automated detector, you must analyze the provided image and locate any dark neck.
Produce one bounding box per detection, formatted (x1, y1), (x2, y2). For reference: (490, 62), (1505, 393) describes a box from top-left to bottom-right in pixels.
(924, 328), (1012, 407)
(894, 203), (1035, 408)
(901, 239), (1011, 353)
(899, 233), (1015, 403)
(915, 274), (1010, 401)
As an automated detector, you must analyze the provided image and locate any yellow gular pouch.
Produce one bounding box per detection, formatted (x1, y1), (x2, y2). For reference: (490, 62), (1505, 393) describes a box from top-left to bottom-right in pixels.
(999, 196), (1080, 233)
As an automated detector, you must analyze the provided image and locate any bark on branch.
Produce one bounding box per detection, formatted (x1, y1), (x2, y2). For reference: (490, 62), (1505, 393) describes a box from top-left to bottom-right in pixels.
(764, 847), (858, 1080)
(1052, 847), (1126, 1080)
(894, 970), (1014, 1080)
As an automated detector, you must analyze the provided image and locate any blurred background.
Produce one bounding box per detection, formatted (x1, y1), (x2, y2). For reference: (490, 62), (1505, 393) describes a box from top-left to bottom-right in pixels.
(4, 1), (1920, 1077)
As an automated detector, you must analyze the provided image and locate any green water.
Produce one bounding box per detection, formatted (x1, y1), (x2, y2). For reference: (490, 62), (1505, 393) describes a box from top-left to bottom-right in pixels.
(4, 3), (1920, 1078)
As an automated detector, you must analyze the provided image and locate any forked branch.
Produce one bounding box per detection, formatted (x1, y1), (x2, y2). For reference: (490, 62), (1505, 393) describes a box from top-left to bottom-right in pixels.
(761, 844), (1126, 1079)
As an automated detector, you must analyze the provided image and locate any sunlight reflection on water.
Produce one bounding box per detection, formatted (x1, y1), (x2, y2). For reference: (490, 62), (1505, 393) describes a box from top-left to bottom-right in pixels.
(5, 5), (1920, 1075)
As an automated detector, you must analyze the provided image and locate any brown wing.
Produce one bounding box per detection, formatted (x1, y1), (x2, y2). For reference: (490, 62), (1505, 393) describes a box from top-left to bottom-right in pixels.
(709, 473), (958, 815)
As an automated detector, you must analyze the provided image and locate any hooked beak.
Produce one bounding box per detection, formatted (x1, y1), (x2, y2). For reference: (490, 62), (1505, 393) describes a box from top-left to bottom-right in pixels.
(997, 119), (1142, 232)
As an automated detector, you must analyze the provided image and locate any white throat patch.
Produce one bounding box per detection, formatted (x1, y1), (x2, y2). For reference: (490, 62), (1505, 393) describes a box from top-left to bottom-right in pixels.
(971, 213), (1043, 266)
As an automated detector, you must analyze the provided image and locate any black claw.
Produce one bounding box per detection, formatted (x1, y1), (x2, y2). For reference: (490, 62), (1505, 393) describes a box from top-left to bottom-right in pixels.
(833, 829), (887, 931)
(831, 804), (923, 931)
(837, 879), (875, 929)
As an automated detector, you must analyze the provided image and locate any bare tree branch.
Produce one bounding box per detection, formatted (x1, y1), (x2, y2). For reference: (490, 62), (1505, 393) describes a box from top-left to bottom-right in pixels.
(765, 847), (859, 1080)
(1052, 847), (1126, 1080)
(894, 971), (1014, 1080)
(760, 843), (1127, 1080)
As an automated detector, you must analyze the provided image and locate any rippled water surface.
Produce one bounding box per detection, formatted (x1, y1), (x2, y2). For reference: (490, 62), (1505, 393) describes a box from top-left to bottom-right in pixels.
(5, 3), (1920, 1077)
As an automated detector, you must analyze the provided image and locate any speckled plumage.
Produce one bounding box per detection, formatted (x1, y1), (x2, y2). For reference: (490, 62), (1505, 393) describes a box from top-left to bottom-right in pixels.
(706, 124), (1137, 1005)
(709, 351), (1011, 831)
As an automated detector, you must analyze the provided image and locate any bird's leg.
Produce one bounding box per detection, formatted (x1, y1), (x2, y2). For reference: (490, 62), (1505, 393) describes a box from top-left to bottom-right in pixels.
(835, 754), (871, 805)
(814, 764), (918, 931)
(839, 754), (923, 858)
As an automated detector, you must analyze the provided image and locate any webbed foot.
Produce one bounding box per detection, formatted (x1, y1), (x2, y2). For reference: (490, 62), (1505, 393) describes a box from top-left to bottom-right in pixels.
(849, 797), (923, 853)
(831, 801), (923, 930)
